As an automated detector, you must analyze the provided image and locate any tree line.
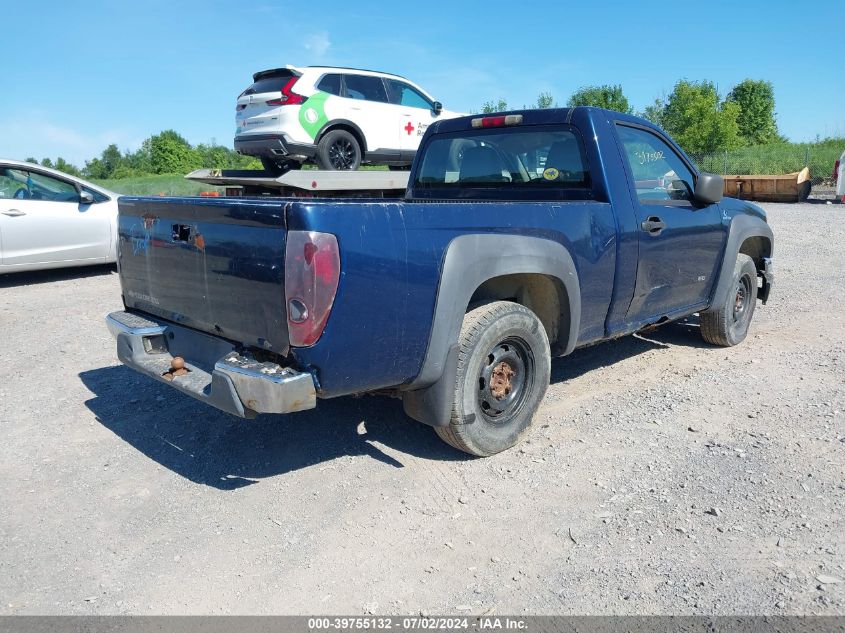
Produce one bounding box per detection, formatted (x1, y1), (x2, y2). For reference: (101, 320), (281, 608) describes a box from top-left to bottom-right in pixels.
(28, 130), (259, 180)
(27, 79), (797, 178)
(481, 78), (783, 154)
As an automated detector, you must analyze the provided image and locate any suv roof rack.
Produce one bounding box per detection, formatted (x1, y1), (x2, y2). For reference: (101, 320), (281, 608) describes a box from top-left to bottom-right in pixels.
(305, 65), (407, 80)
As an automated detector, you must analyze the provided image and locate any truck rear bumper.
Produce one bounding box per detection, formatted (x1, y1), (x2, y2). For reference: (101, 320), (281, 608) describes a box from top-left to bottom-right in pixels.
(106, 310), (316, 418)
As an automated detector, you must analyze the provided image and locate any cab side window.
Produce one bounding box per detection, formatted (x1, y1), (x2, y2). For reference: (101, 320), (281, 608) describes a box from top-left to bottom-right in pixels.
(343, 74), (388, 103)
(616, 125), (695, 205)
(385, 79), (432, 110)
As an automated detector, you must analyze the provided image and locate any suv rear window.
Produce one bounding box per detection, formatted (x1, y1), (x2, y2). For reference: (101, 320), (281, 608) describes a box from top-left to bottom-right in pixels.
(412, 125), (593, 201)
(241, 70), (295, 96)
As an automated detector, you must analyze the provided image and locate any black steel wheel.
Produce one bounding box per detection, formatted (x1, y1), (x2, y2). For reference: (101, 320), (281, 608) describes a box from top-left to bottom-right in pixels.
(477, 337), (534, 425)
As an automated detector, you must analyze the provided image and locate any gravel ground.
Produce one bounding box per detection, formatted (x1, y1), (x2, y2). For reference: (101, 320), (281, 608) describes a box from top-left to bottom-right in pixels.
(1, 201), (843, 615)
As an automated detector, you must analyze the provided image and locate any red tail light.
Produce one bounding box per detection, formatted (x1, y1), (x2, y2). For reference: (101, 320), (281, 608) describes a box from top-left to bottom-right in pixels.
(285, 231), (340, 347)
(834, 160), (840, 183)
(266, 76), (305, 106)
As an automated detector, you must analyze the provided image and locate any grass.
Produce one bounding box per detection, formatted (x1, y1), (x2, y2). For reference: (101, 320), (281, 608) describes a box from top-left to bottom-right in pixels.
(92, 165), (391, 196)
(91, 174), (226, 197)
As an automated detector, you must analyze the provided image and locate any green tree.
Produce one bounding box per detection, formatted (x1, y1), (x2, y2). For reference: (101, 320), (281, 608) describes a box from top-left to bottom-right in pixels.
(84, 144), (126, 179)
(662, 80), (741, 153)
(147, 130), (201, 174)
(536, 92), (555, 109)
(101, 144), (123, 176)
(126, 144), (153, 175)
(196, 143), (232, 169)
(481, 98), (509, 113)
(54, 158), (81, 176)
(639, 97), (666, 128)
(725, 79), (779, 145)
(567, 85), (632, 114)
(24, 156), (37, 164)
(40, 158), (54, 168)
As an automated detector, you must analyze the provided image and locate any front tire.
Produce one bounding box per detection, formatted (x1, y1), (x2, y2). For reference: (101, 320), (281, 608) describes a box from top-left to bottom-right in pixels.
(700, 253), (758, 346)
(435, 301), (551, 457)
(316, 130), (362, 170)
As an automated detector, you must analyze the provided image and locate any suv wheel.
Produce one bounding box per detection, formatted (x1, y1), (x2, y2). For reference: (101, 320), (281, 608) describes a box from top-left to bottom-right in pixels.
(435, 301), (551, 457)
(316, 130), (362, 170)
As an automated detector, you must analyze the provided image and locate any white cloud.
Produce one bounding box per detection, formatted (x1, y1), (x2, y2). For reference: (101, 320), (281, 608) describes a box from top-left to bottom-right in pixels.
(303, 31), (331, 58)
(0, 115), (141, 167)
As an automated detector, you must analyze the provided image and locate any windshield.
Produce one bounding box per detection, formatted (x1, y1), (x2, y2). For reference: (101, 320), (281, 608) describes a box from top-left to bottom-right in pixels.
(412, 125), (592, 200)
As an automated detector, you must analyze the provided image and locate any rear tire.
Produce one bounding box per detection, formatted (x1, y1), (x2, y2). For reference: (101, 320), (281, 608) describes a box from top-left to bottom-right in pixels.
(316, 130), (362, 170)
(700, 254), (757, 346)
(435, 301), (551, 457)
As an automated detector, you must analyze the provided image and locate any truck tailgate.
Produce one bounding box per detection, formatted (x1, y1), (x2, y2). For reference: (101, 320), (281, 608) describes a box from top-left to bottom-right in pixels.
(117, 197), (289, 354)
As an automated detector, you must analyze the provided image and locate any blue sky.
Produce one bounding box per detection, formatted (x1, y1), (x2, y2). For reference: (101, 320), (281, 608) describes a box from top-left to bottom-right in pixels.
(1, 0), (841, 166)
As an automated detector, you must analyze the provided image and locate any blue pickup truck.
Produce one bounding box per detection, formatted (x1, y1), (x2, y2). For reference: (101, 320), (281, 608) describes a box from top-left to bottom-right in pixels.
(107, 107), (773, 456)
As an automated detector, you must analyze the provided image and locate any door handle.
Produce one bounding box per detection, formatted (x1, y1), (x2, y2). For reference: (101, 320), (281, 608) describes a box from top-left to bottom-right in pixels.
(1, 209), (26, 217)
(641, 216), (666, 235)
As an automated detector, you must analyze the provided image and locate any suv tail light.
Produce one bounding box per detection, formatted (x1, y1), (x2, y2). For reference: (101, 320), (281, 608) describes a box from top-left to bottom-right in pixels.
(285, 231), (340, 347)
(266, 77), (305, 106)
(834, 160), (840, 184)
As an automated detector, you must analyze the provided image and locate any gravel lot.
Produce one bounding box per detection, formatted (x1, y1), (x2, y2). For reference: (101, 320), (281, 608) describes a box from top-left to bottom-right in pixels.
(1, 201), (843, 615)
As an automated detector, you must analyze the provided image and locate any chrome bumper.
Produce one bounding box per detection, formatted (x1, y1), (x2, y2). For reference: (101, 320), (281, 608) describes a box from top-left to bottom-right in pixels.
(106, 311), (316, 418)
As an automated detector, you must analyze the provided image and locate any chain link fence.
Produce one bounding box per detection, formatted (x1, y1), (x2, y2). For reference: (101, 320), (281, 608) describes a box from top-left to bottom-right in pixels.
(688, 145), (839, 188)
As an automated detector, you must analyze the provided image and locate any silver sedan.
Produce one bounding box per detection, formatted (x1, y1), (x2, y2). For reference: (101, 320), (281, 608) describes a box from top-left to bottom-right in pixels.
(0, 159), (120, 274)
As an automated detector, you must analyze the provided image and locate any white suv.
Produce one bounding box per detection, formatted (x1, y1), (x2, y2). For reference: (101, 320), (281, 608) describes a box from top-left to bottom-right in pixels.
(234, 65), (462, 172)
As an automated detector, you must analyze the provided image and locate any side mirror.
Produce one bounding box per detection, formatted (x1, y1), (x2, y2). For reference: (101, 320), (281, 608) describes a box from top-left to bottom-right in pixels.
(432, 101), (443, 116)
(79, 190), (94, 205)
(694, 172), (723, 205)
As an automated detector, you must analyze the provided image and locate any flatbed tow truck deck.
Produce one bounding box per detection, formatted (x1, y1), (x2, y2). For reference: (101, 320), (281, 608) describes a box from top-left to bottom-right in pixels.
(185, 168), (410, 198)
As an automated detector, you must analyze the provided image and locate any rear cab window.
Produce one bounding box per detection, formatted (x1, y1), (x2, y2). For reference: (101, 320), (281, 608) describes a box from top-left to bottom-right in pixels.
(411, 125), (593, 201)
